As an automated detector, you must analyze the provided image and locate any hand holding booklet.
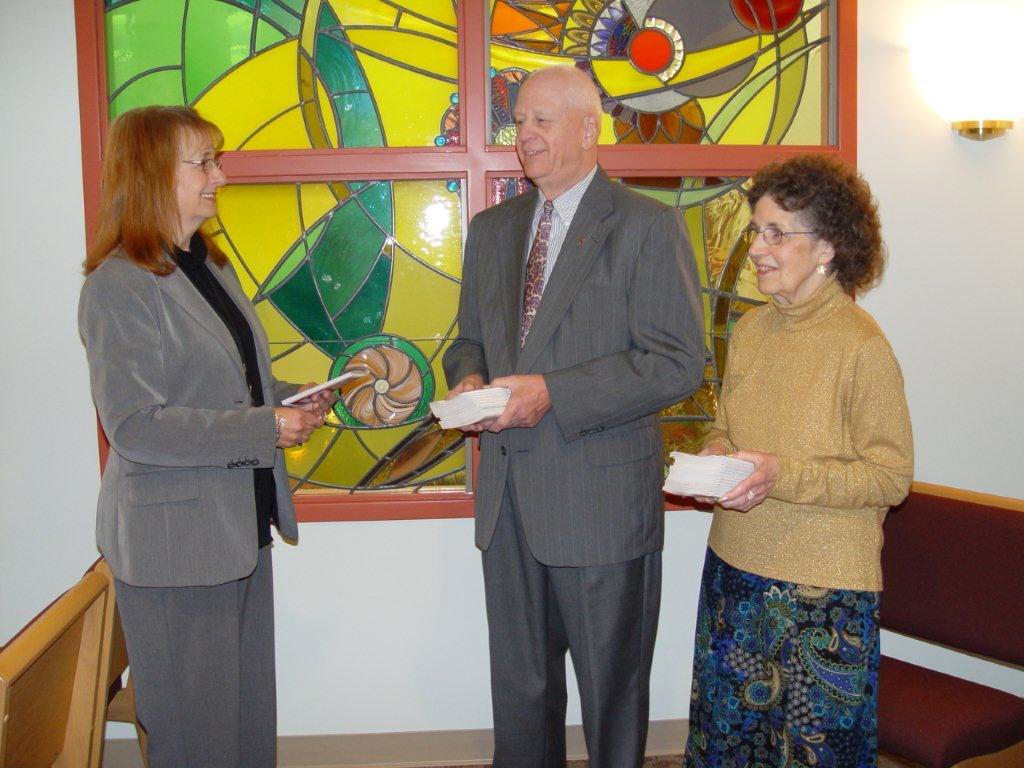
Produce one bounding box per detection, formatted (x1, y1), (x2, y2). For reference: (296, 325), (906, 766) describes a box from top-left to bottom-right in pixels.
(663, 451), (755, 499)
(429, 388), (511, 430)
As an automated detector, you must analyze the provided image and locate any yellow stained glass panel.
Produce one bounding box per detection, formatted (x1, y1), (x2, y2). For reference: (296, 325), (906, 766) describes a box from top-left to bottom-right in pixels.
(382, 251), (462, 344)
(392, 181), (463, 278)
(194, 41), (305, 150)
(299, 185), (346, 235)
(215, 185), (305, 282)
(355, 55), (456, 146)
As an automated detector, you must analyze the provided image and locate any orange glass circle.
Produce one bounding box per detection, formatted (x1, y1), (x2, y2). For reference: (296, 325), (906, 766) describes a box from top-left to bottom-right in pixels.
(629, 28), (674, 75)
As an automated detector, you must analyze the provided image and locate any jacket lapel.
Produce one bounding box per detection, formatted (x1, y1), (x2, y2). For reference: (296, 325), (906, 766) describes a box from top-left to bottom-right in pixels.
(516, 171), (614, 373)
(159, 266), (247, 380)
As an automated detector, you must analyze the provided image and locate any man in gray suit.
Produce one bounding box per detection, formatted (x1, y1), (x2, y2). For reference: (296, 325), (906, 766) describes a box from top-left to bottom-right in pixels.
(443, 67), (704, 767)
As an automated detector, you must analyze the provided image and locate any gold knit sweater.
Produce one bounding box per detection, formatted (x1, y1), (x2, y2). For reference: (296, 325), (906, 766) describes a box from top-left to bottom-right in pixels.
(704, 276), (913, 591)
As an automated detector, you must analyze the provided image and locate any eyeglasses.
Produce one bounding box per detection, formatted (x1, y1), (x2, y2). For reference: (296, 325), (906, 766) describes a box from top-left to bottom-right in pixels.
(741, 224), (816, 246)
(181, 157), (222, 173)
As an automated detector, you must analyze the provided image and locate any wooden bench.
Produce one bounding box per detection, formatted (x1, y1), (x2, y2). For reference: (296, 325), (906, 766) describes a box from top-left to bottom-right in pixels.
(879, 482), (1024, 767)
(0, 569), (113, 768)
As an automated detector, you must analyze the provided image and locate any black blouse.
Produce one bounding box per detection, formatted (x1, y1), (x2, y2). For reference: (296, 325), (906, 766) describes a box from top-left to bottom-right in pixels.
(174, 234), (276, 548)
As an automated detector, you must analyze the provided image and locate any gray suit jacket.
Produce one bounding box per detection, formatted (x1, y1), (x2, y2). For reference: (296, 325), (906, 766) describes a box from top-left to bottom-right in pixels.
(78, 252), (301, 587)
(443, 170), (704, 567)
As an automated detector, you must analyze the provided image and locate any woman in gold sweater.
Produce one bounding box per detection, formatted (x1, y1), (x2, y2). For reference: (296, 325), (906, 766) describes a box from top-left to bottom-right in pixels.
(683, 155), (913, 768)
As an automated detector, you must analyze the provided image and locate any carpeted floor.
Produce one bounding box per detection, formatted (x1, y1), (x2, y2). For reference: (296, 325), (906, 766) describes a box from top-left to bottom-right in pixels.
(433, 753), (906, 768)
(432, 758), (681, 767)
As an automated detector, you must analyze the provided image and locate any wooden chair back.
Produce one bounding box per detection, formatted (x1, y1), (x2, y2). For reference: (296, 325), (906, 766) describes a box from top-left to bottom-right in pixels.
(91, 560), (148, 767)
(0, 570), (112, 768)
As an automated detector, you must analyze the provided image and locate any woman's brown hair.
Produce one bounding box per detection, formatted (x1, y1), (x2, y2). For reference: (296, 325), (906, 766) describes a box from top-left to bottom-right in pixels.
(747, 154), (885, 294)
(84, 106), (227, 275)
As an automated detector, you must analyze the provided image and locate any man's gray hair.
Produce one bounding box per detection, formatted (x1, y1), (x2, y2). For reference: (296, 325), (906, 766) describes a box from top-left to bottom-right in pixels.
(523, 66), (602, 119)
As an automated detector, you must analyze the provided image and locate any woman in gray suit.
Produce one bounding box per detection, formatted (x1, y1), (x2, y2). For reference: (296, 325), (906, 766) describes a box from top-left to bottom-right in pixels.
(79, 106), (331, 767)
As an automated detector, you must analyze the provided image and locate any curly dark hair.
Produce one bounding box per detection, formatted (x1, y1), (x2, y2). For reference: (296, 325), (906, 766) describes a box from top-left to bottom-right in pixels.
(747, 154), (884, 294)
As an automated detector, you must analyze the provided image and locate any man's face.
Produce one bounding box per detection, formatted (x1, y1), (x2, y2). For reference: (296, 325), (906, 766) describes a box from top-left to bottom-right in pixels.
(514, 77), (594, 199)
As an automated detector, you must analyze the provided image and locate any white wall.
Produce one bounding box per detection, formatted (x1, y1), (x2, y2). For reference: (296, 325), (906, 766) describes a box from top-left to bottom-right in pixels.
(857, 0), (1024, 695)
(1, 1), (100, 639)
(2, 0), (1020, 739)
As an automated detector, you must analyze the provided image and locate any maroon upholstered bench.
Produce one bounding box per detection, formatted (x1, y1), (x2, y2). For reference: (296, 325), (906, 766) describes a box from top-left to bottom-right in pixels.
(879, 483), (1024, 768)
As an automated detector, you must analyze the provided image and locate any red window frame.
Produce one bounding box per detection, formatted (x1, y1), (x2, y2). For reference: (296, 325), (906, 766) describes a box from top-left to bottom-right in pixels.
(74, 0), (858, 522)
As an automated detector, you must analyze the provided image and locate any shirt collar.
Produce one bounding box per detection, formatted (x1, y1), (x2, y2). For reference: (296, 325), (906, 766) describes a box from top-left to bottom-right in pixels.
(537, 165), (598, 224)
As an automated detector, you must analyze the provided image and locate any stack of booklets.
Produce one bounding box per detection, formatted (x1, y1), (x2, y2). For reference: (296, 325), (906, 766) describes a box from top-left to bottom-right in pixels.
(663, 452), (755, 499)
(430, 388), (511, 429)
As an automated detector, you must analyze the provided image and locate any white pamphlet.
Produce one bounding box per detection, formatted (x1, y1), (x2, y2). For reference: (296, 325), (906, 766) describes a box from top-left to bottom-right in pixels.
(281, 371), (360, 406)
(663, 452), (755, 499)
(430, 388), (511, 429)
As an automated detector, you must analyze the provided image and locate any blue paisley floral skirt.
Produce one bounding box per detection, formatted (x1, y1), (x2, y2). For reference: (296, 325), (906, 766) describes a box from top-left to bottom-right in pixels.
(684, 547), (880, 768)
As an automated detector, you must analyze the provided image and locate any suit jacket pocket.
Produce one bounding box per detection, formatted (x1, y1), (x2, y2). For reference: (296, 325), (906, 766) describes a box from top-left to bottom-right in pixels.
(585, 424), (659, 467)
(126, 468), (200, 506)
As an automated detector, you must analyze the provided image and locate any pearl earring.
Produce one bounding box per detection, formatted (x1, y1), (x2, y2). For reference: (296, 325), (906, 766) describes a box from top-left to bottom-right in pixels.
(815, 264), (827, 275)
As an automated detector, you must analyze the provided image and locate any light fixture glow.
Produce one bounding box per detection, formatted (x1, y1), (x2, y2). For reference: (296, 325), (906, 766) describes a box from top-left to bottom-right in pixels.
(909, 2), (1024, 140)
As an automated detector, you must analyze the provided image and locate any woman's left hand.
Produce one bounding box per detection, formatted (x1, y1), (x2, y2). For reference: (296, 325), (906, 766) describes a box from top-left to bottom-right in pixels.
(718, 450), (780, 512)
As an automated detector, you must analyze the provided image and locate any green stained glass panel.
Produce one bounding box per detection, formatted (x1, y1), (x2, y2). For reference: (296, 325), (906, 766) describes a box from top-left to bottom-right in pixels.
(110, 71), (183, 116)
(254, 20), (286, 52)
(106, 0), (186, 108)
(333, 253), (392, 343)
(352, 182), (393, 233)
(269, 263), (345, 359)
(314, 32), (369, 96)
(183, 0), (256, 103)
(309, 202), (388, 317)
(335, 93), (385, 147)
(259, 0), (301, 33)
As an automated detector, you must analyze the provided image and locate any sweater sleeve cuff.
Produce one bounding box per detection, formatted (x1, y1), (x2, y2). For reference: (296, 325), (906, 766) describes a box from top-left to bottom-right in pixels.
(702, 437), (735, 455)
(772, 455), (800, 501)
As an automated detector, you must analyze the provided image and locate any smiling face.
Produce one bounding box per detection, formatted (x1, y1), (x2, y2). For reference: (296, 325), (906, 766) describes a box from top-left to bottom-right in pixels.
(174, 131), (226, 249)
(514, 71), (599, 200)
(747, 195), (834, 305)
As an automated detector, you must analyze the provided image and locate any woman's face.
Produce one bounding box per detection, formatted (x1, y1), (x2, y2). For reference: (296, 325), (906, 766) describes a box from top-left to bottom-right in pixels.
(174, 131), (226, 249)
(747, 194), (834, 305)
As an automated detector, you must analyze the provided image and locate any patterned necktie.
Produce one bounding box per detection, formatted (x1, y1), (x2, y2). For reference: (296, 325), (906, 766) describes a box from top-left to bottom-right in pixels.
(519, 200), (554, 347)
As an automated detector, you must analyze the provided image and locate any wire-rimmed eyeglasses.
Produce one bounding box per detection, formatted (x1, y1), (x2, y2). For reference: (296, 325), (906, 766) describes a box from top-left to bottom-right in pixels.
(181, 157), (223, 173)
(741, 224), (817, 246)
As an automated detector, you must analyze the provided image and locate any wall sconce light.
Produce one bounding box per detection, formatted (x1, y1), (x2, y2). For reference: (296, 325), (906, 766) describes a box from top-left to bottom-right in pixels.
(910, 2), (1024, 141)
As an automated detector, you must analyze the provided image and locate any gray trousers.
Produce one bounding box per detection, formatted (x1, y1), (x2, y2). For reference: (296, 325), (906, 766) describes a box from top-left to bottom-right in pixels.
(114, 545), (277, 768)
(482, 486), (662, 768)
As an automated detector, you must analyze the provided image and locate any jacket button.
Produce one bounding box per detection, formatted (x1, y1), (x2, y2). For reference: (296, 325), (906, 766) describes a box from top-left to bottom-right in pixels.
(500, 446), (507, 456)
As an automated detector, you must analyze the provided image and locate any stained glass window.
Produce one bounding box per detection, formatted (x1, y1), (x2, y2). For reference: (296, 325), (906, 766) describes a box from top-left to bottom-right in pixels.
(488, 1), (833, 146)
(105, 0), (461, 149)
(81, 0), (855, 516)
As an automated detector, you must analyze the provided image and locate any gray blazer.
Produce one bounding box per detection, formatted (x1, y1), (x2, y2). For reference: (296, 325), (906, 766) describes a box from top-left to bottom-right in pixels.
(78, 252), (301, 588)
(443, 170), (704, 567)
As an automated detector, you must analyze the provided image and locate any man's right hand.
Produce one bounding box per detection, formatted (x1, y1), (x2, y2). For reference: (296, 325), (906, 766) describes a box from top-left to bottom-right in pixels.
(445, 374), (493, 433)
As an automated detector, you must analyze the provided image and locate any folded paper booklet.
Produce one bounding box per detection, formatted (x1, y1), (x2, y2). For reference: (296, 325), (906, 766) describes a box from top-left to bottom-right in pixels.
(429, 388), (511, 430)
(281, 371), (360, 406)
(663, 452), (755, 499)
